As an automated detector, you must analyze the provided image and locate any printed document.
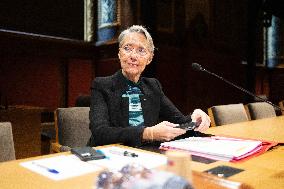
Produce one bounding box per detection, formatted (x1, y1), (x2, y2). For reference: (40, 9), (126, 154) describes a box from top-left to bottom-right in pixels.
(160, 137), (263, 161)
(20, 155), (101, 180)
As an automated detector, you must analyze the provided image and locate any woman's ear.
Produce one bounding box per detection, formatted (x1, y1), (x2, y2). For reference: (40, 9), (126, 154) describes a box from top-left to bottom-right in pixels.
(147, 53), (154, 65)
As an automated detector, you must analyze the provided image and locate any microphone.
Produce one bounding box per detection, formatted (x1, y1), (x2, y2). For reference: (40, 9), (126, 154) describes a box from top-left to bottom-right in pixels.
(192, 63), (282, 110)
(192, 62), (205, 72)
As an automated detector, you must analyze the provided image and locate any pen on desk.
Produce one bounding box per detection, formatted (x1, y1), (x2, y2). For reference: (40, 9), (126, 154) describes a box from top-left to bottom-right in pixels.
(109, 149), (138, 157)
(96, 149), (110, 160)
(32, 162), (59, 174)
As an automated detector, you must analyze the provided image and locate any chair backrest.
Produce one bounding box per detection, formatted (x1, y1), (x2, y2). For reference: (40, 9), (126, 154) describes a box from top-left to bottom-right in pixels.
(55, 107), (91, 148)
(245, 102), (276, 120)
(0, 122), (16, 162)
(208, 103), (249, 127)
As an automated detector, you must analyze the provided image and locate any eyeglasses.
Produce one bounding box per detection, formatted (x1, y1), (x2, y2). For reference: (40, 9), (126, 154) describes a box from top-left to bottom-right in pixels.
(120, 45), (148, 57)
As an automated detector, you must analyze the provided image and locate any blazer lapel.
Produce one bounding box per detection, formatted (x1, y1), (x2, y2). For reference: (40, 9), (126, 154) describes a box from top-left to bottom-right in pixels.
(112, 70), (129, 127)
(140, 83), (160, 126)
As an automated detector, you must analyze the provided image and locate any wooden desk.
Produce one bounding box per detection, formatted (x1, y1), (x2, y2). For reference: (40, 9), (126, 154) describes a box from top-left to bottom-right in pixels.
(1, 116), (283, 189)
(205, 116), (284, 143)
(192, 116), (284, 189)
(0, 144), (250, 189)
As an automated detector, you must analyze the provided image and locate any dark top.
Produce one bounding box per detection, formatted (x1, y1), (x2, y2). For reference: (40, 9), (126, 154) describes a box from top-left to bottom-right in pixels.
(88, 70), (192, 147)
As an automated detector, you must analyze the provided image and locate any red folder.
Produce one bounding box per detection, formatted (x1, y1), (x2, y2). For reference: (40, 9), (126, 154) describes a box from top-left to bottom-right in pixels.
(160, 136), (278, 163)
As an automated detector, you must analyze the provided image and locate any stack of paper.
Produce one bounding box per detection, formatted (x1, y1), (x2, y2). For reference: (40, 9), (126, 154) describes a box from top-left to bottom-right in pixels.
(160, 136), (269, 162)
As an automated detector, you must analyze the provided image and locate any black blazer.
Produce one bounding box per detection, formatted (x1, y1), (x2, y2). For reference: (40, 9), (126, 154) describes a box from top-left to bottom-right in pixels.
(88, 70), (191, 147)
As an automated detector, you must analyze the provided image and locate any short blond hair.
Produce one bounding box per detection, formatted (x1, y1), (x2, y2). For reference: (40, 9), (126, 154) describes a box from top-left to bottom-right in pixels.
(118, 25), (155, 53)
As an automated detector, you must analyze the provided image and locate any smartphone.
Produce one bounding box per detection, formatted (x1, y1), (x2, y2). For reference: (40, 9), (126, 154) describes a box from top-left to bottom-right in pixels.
(71, 147), (106, 161)
(175, 121), (197, 130)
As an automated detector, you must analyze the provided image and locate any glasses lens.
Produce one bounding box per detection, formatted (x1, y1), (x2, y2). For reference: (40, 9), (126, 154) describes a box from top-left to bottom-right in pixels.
(122, 45), (148, 57)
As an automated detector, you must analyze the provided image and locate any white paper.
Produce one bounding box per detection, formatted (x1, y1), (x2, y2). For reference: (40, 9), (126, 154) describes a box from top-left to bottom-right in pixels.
(88, 146), (167, 171)
(160, 137), (262, 161)
(20, 155), (101, 180)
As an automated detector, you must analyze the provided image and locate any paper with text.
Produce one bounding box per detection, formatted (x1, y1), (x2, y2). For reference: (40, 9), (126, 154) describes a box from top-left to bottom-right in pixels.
(20, 155), (101, 180)
(160, 137), (263, 161)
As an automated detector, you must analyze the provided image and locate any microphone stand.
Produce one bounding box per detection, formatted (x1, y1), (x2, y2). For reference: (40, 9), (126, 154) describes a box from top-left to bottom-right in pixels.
(198, 66), (282, 111)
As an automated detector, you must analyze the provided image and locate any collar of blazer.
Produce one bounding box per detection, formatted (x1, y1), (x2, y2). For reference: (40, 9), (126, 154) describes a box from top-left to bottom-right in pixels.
(111, 70), (151, 96)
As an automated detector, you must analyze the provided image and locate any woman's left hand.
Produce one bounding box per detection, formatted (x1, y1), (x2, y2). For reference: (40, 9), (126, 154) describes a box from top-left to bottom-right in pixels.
(191, 109), (211, 131)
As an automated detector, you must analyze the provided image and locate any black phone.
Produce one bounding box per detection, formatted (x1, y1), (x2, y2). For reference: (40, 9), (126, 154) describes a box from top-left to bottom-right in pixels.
(71, 147), (106, 161)
(175, 121), (197, 130)
(204, 165), (244, 178)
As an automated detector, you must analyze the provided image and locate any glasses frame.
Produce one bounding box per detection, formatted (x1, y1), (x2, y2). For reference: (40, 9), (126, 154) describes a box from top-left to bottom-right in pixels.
(120, 44), (149, 57)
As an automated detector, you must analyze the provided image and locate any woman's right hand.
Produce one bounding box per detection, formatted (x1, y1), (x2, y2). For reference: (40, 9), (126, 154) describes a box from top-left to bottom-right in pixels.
(143, 121), (186, 142)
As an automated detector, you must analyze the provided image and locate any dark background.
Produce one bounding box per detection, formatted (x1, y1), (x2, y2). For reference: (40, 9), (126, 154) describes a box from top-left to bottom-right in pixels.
(1, 0), (284, 114)
(0, 0), (84, 39)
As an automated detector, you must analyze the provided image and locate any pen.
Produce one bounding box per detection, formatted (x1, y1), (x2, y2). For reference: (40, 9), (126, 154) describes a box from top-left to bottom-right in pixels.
(32, 162), (59, 174)
(96, 150), (110, 160)
(109, 149), (138, 157)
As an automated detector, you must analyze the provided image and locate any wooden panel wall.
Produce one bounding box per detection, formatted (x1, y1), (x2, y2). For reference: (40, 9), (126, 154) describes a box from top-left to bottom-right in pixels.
(68, 59), (93, 107)
(0, 30), (95, 110)
(0, 57), (61, 108)
(1, 0), (284, 114)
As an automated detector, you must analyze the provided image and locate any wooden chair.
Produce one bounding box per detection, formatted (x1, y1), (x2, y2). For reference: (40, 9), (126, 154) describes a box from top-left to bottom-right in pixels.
(0, 122), (16, 162)
(245, 102), (276, 120)
(51, 107), (91, 152)
(40, 111), (55, 155)
(208, 103), (249, 127)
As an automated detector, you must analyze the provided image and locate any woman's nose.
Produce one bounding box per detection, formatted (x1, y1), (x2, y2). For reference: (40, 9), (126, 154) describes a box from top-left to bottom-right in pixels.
(129, 49), (139, 58)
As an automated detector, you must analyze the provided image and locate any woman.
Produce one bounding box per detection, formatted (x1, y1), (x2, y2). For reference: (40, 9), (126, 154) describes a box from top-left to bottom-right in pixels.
(88, 25), (210, 147)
